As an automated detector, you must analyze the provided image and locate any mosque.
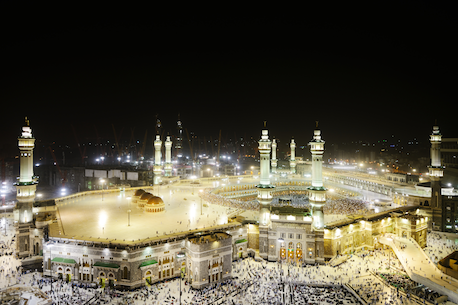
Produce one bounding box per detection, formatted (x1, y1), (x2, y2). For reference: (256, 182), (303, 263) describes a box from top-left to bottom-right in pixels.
(12, 118), (452, 289)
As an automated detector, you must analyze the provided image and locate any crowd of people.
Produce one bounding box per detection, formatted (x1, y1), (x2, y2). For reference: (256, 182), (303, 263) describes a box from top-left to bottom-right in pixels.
(292, 285), (359, 305)
(377, 272), (441, 303)
(424, 232), (458, 263)
(199, 189), (261, 211)
(323, 198), (371, 215)
(0, 213), (22, 289)
(199, 188), (372, 218)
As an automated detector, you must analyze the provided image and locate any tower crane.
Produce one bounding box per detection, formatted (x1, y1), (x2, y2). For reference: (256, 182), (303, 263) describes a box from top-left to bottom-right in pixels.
(48, 147), (66, 187)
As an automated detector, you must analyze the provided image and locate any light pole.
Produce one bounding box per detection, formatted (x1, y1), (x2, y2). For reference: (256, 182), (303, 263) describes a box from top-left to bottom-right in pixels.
(126, 197), (131, 227)
(199, 189), (203, 215)
(277, 237), (285, 303)
(46, 242), (54, 293)
(176, 251), (186, 305)
(99, 179), (105, 201)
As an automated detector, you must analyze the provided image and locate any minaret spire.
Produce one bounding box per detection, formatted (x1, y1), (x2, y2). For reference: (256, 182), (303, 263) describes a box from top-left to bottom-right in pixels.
(429, 124), (443, 213)
(271, 138), (277, 173)
(164, 135), (173, 177)
(257, 124), (275, 260)
(290, 137), (296, 174)
(16, 118), (37, 223)
(154, 134), (163, 184)
(308, 123), (326, 229)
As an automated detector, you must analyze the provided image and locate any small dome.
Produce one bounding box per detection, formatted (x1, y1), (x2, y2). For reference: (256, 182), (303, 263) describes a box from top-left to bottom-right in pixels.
(140, 192), (154, 200)
(134, 189), (145, 196)
(147, 196), (164, 205)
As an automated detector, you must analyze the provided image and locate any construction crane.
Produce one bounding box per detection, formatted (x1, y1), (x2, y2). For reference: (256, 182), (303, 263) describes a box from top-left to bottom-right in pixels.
(185, 128), (195, 165)
(48, 147), (66, 187)
(217, 129), (221, 165)
(139, 130), (148, 159)
(72, 125), (86, 165)
(112, 124), (124, 159)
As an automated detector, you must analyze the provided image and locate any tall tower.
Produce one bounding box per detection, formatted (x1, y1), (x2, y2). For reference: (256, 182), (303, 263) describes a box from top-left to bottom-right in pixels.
(175, 114), (183, 158)
(16, 117), (37, 224)
(15, 117), (39, 258)
(154, 135), (162, 184)
(164, 135), (173, 177)
(271, 138), (277, 173)
(257, 125), (275, 259)
(429, 125), (443, 211)
(290, 138), (296, 174)
(308, 123), (326, 229)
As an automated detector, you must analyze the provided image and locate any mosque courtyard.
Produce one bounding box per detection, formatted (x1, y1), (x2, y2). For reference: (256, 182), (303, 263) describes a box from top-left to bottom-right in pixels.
(2, 175), (457, 304)
(54, 176), (395, 243)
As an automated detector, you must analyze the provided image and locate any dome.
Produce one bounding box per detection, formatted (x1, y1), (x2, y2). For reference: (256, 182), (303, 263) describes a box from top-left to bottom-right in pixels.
(134, 189), (145, 197)
(140, 192), (154, 200)
(147, 196), (164, 205)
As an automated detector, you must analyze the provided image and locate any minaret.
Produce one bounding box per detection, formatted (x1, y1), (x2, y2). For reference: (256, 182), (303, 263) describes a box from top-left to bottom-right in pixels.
(308, 122), (326, 229)
(429, 124), (443, 211)
(164, 135), (173, 177)
(175, 114), (183, 159)
(290, 138), (296, 174)
(257, 124), (275, 260)
(271, 138), (277, 173)
(154, 135), (162, 184)
(16, 117), (37, 224)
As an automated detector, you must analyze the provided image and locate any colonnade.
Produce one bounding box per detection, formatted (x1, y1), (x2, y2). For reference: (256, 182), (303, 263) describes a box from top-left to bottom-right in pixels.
(326, 174), (393, 196)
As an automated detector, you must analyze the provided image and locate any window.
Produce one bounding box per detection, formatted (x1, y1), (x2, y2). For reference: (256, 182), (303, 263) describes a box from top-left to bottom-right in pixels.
(123, 267), (128, 279)
(280, 233), (286, 238)
(296, 234), (302, 239)
(288, 233), (294, 239)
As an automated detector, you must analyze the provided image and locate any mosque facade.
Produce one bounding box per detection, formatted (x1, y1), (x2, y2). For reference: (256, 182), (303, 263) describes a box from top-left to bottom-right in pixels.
(14, 119), (454, 290)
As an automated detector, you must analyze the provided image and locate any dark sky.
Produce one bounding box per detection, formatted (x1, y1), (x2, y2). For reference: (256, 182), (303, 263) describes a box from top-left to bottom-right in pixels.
(2, 6), (457, 156)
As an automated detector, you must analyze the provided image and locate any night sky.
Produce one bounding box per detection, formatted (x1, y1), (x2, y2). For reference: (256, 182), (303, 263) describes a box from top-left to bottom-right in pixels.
(2, 6), (456, 158)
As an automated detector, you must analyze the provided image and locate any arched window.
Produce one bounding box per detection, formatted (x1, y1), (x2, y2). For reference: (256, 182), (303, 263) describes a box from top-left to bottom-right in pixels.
(123, 266), (128, 279)
(288, 242), (294, 249)
(296, 242), (302, 249)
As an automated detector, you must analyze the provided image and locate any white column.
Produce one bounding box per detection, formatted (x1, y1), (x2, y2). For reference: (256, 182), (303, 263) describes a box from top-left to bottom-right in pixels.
(308, 127), (326, 229)
(271, 138), (277, 173)
(164, 136), (172, 177)
(18, 124), (35, 183)
(154, 135), (162, 184)
(257, 128), (274, 227)
(429, 125), (443, 175)
(290, 138), (296, 174)
(258, 129), (271, 186)
(16, 117), (37, 224)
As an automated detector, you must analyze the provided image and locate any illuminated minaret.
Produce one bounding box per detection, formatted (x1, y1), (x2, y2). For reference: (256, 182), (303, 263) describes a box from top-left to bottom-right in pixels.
(257, 126), (274, 210)
(308, 122), (326, 229)
(257, 124), (275, 259)
(429, 124), (443, 210)
(290, 138), (296, 174)
(154, 135), (162, 184)
(16, 117), (37, 224)
(175, 114), (183, 159)
(271, 138), (277, 173)
(164, 135), (173, 177)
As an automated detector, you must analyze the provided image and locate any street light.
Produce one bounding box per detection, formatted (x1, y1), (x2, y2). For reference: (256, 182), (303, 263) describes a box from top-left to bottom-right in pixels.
(276, 238), (286, 304)
(176, 251), (186, 305)
(126, 197), (131, 227)
(46, 242), (55, 293)
(99, 179), (105, 201)
(199, 189), (203, 215)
